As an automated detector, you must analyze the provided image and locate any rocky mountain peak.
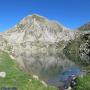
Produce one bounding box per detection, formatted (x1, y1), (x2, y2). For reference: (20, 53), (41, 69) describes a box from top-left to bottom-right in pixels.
(6, 14), (65, 33)
(21, 14), (47, 25)
(20, 14), (67, 32)
(3, 14), (75, 44)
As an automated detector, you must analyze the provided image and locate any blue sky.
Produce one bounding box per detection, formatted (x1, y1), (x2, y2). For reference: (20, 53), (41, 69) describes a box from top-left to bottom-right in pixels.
(0, 0), (90, 32)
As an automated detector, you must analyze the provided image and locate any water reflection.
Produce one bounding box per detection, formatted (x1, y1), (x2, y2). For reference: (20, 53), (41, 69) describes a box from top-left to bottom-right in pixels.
(46, 67), (83, 87)
(17, 49), (78, 80)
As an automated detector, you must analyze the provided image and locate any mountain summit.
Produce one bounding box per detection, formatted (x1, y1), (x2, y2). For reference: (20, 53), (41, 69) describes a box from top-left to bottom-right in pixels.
(4, 14), (75, 44)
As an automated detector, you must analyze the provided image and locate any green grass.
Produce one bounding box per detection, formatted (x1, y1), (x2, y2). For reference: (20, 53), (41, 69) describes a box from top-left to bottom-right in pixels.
(75, 75), (90, 90)
(0, 51), (57, 90)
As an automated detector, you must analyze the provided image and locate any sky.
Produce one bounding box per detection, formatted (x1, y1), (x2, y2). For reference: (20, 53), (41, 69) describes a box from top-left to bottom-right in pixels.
(0, 0), (90, 32)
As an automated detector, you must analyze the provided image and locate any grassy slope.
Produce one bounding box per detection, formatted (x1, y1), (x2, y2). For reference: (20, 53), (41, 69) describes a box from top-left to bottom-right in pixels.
(75, 75), (90, 90)
(0, 51), (57, 90)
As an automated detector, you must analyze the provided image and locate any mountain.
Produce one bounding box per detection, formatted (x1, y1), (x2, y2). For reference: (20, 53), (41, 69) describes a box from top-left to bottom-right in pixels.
(0, 14), (78, 79)
(4, 14), (75, 43)
(0, 14), (90, 89)
(78, 22), (90, 31)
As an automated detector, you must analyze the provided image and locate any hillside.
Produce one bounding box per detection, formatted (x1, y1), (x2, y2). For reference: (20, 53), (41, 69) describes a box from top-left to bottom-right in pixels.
(0, 50), (57, 90)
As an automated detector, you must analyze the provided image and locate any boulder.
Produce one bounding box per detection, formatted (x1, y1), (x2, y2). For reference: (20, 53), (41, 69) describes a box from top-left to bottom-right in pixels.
(0, 72), (6, 78)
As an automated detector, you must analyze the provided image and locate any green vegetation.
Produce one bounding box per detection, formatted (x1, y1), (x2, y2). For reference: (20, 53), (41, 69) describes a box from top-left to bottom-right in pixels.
(0, 51), (57, 90)
(64, 39), (83, 65)
(75, 75), (90, 90)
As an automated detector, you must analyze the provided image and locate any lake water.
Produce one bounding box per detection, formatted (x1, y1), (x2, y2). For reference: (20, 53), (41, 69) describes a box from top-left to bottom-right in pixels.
(16, 48), (85, 87)
(45, 67), (84, 87)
